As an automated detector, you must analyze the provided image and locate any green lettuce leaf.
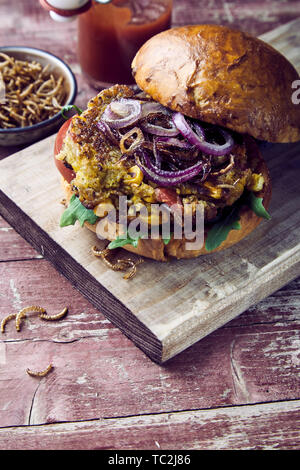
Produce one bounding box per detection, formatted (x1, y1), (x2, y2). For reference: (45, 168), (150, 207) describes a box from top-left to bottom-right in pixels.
(205, 190), (271, 252)
(107, 233), (141, 250)
(205, 205), (241, 253)
(108, 225), (150, 250)
(162, 234), (172, 245)
(60, 195), (99, 227)
(248, 192), (271, 220)
(108, 230), (172, 250)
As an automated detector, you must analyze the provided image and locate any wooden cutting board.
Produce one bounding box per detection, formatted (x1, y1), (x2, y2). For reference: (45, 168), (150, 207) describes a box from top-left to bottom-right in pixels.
(1, 19), (300, 363)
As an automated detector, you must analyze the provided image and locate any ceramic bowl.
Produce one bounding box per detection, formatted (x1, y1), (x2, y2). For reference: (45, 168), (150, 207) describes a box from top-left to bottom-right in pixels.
(0, 46), (77, 146)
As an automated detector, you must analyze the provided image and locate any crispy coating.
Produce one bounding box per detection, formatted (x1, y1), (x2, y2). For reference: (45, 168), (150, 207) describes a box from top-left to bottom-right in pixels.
(57, 85), (256, 221)
(61, 135), (271, 261)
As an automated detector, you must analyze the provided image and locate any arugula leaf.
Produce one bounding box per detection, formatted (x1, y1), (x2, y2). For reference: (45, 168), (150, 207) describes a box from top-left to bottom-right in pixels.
(108, 230), (172, 250)
(108, 230), (144, 250)
(248, 192), (271, 220)
(205, 190), (270, 252)
(108, 236), (139, 250)
(162, 235), (172, 245)
(60, 195), (99, 227)
(205, 205), (241, 252)
(61, 104), (83, 120)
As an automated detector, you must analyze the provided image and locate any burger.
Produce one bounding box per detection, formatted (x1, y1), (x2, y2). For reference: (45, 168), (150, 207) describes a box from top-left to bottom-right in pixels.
(54, 24), (300, 262)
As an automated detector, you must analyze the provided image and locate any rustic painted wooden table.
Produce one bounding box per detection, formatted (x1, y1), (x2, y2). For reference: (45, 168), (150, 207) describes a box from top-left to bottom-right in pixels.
(0, 0), (299, 450)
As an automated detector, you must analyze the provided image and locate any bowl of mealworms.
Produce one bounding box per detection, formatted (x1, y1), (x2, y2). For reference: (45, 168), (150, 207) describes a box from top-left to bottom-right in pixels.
(0, 46), (77, 146)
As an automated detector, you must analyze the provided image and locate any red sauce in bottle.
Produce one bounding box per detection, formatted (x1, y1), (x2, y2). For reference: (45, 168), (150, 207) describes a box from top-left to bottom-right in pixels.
(78, 0), (173, 88)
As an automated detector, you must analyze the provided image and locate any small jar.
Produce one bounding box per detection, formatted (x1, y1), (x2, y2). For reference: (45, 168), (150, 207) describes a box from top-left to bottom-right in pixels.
(77, 0), (173, 89)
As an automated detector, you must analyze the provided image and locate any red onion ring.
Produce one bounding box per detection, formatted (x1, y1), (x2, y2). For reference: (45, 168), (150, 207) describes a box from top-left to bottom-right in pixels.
(135, 148), (204, 187)
(172, 112), (234, 156)
(119, 127), (144, 155)
(101, 98), (142, 129)
(96, 120), (119, 146)
(141, 101), (169, 118)
(140, 119), (179, 137)
(156, 136), (193, 150)
(152, 138), (162, 169)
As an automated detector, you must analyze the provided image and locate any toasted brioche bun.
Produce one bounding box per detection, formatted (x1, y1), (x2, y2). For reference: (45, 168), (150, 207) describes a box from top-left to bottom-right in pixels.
(59, 135), (271, 262)
(132, 24), (300, 143)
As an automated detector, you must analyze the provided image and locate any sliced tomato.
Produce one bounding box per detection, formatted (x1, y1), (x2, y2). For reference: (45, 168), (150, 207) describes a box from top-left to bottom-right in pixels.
(155, 187), (182, 206)
(54, 117), (76, 184)
(154, 187), (184, 226)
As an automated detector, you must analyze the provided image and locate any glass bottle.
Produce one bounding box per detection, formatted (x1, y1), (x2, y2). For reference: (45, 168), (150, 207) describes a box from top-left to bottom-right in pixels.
(77, 0), (173, 89)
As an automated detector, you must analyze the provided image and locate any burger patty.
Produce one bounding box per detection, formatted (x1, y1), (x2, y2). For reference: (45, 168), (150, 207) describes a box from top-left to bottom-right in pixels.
(56, 85), (264, 222)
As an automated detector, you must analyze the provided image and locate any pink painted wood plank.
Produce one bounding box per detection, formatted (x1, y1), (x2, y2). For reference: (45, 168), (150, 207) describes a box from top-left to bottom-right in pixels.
(1, 0), (299, 37)
(0, 260), (299, 426)
(0, 216), (41, 261)
(173, 0), (300, 35)
(0, 400), (299, 450)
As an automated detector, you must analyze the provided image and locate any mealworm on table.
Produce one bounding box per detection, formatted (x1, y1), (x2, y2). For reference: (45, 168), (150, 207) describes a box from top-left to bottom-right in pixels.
(1, 313), (16, 333)
(15, 311), (27, 332)
(26, 363), (53, 377)
(15, 305), (46, 332)
(39, 307), (68, 321)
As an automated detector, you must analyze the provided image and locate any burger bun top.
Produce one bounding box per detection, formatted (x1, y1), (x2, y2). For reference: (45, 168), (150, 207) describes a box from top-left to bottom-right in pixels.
(132, 24), (300, 143)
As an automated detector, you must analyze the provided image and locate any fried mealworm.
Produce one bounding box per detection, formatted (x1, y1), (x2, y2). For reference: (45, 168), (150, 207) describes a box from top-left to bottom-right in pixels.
(211, 154), (235, 176)
(1, 313), (16, 333)
(117, 258), (144, 280)
(15, 305), (46, 332)
(92, 246), (111, 259)
(15, 311), (27, 332)
(26, 363), (53, 377)
(91, 246), (143, 279)
(0, 53), (65, 129)
(39, 307), (68, 321)
(216, 184), (236, 189)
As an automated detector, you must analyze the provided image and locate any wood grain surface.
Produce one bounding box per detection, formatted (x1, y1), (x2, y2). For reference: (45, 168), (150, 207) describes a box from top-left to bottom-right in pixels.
(1, 400), (299, 450)
(1, 130), (300, 363)
(0, 0), (299, 451)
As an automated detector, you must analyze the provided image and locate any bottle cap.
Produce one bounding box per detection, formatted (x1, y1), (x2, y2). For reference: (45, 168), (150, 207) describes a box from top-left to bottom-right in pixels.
(39, 0), (92, 21)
